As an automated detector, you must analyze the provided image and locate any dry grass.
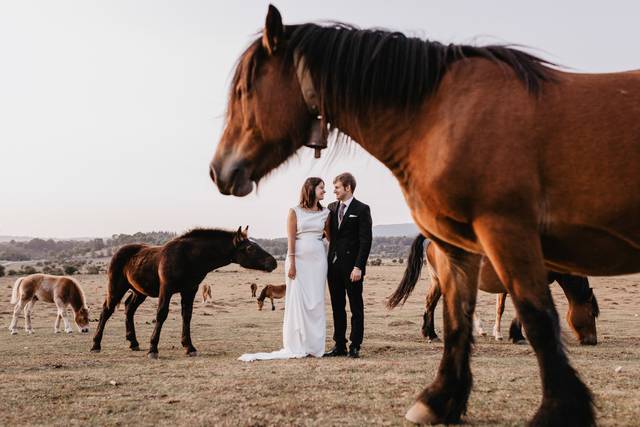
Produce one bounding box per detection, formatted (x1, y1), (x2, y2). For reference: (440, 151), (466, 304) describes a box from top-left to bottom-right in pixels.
(1, 265), (639, 426)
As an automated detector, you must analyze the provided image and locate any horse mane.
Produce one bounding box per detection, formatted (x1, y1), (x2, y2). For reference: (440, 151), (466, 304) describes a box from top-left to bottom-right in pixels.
(178, 228), (235, 241)
(69, 277), (88, 308)
(257, 285), (269, 302)
(233, 23), (556, 128)
(286, 24), (555, 117)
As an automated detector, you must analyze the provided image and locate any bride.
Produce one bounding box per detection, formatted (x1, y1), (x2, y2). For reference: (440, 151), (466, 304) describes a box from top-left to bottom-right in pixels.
(239, 177), (330, 361)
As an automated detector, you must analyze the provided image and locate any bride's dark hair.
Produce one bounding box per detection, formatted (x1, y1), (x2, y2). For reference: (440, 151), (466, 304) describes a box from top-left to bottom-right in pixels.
(299, 177), (324, 210)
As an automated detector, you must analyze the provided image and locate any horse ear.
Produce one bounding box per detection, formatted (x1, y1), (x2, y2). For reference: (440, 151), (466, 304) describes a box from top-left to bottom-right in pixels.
(262, 4), (283, 55)
(243, 225), (249, 237)
(233, 226), (243, 246)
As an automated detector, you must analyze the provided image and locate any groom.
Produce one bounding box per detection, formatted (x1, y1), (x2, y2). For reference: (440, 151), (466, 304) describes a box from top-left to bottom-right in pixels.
(325, 173), (373, 358)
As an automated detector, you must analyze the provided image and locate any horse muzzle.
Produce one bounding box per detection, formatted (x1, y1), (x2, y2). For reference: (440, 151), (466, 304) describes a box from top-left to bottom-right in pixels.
(210, 158), (254, 197)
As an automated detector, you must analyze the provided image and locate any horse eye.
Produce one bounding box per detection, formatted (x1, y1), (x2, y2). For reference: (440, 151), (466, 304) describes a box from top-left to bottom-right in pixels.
(246, 246), (255, 253)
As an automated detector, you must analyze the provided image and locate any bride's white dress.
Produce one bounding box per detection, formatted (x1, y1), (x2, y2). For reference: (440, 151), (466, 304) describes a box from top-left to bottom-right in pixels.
(239, 206), (330, 362)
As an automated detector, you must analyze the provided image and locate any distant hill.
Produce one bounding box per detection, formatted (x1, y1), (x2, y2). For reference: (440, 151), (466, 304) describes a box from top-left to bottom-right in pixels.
(0, 236), (33, 243)
(373, 223), (419, 237)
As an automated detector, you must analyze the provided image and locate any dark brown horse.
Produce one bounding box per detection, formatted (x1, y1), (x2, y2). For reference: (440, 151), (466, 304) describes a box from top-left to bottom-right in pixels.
(402, 236), (599, 345)
(209, 6), (640, 425)
(91, 227), (277, 359)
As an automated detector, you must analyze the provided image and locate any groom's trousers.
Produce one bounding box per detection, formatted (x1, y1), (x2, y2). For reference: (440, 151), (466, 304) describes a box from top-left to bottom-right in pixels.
(328, 263), (364, 349)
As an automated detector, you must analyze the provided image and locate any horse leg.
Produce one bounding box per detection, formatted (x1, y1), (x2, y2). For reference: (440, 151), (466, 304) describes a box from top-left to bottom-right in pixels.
(473, 313), (486, 336)
(405, 243), (480, 425)
(474, 219), (594, 426)
(508, 317), (527, 344)
(54, 298), (73, 333)
(271, 297), (275, 311)
(556, 275), (598, 345)
(91, 281), (129, 352)
(124, 292), (147, 351)
(148, 289), (172, 359)
(24, 300), (35, 334)
(9, 300), (24, 335)
(493, 293), (507, 340)
(180, 288), (198, 356)
(422, 273), (442, 342)
(54, 313), (62, 333)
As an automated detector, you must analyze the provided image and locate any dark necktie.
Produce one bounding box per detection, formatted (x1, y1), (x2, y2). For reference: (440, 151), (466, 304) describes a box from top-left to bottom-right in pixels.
(338, 203), (346, 226)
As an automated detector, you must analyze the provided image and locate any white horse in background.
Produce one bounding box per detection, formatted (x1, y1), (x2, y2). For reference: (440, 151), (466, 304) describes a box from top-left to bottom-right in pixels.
(9, 274), (90, 334)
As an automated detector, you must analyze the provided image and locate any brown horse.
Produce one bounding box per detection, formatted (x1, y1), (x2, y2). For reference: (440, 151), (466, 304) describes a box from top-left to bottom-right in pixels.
(210, 6), (640, 425)
(406, 236), (599, 345)
(91, 227), (277, 359)
(250, 282), (258, 298)
(257, 284), (286, 310)
(9, 274), (90, 335)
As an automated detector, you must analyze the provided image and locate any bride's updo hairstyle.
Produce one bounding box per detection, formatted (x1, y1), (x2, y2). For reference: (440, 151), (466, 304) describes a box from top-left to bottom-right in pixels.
(299, 177), (324, 210)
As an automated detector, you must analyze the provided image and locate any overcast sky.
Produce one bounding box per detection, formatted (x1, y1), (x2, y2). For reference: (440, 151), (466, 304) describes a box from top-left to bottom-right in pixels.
(1, 1), (638, 238)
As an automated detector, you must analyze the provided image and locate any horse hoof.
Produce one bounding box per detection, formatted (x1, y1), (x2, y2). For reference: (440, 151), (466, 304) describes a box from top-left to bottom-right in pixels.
(54, 330), (60, 334)
(405, 401), (438, 424)
(130, 346), (141, 351)
(514, 339), (527, 345)
(65, 330), (73, 334)
(90, 348), (101, 353)
(10, 330), (18, 335)
(148, 352), (159, 360)
(187, 351), (198, 357)
(427, 337), (440, 343)
(495, 335), (503, 341)
(26, 330), (34, 335)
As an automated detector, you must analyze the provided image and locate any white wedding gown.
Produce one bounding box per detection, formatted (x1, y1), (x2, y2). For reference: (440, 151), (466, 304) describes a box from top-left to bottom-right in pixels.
(239, 206), (329, 361)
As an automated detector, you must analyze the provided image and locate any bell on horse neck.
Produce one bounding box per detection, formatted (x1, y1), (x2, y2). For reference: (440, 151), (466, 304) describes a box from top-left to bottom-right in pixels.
(306, 118), (327, 159)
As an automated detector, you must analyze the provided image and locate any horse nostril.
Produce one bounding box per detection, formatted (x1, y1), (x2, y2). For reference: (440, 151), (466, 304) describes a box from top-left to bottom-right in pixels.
(209, 164), (217, 183)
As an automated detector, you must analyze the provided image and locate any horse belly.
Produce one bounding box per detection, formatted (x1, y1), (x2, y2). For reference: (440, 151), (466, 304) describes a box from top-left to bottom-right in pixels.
(541, 227), (640, 276)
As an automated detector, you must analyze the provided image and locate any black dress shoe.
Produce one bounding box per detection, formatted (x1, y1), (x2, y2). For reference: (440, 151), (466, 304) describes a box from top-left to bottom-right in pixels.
(348, 347), (360, 358)
(324, 346), (348, 357)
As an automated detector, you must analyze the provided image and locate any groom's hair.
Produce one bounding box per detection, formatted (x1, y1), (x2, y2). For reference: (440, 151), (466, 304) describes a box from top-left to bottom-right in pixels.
(334, 173), (356, 193)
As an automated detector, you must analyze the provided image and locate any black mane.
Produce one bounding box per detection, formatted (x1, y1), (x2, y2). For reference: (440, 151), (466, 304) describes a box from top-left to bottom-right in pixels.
(178, 228), (234, 241)
(232, 22), (556, 126)
(285, 23), (555, 119)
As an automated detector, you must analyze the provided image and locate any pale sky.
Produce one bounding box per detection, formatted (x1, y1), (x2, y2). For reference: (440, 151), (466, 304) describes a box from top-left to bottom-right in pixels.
(1, 1), (638, 238)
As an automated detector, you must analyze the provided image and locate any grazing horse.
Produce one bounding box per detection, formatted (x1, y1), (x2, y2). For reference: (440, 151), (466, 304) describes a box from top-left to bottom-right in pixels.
(257, 284), (286, 311)
(209, 6), (640, 425)
(402, 236), (599, 345)
(250, 282), (258, 297)
(9, 274), (90, 335)
(91, 227), (277, 359)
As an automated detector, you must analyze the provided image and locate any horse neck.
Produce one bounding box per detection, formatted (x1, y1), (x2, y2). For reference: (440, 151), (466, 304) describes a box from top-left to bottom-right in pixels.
(257, 286), (268, 302)
(188, 237), (236, 273)
(69, 283), (86, 311)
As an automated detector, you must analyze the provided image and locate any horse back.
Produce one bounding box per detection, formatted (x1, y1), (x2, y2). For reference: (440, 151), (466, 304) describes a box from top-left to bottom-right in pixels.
(112, 244), (162, 297)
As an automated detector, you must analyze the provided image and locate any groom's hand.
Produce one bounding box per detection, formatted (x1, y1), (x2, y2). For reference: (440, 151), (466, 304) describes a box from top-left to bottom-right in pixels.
(350, 267), (362, 282)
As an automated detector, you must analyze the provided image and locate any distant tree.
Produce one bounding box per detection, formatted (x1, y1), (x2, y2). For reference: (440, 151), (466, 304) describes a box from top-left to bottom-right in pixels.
(21, 266), (37, 275)
(8, 269), (17, 276)
(398, 258), (404, 264)
(63, 265), (78, 275)
(0, 265), (5, 277)
(86, 265), (100, 275)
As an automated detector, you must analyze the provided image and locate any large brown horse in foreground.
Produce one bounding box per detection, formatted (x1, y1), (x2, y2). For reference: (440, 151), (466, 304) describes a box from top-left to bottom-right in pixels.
(210, 5), (640, 425)
(91, 227), (277, 359)
(396, 236), (599, 345)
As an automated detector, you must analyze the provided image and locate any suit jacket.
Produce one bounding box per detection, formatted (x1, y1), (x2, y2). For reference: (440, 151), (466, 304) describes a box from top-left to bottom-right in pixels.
(327, 198), (373, 276)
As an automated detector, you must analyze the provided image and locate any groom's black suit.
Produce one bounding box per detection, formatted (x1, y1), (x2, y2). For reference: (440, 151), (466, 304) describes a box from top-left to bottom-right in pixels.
(327, 198), (373, 350)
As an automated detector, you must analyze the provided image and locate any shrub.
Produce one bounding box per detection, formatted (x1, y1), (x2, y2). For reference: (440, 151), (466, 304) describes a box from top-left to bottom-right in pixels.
(86, 266), (101, 275)
(63, 265), (78, 275)
(0, 264), (4, 277)
(21, 266), (37, 275)
(8, 270), (17, 276)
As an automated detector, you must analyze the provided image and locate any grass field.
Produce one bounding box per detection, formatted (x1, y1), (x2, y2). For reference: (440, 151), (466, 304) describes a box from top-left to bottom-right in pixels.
(1, 264), (639, 426)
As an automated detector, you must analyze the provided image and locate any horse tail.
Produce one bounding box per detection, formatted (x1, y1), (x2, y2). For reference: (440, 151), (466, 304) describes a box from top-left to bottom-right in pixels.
(10, 277), (24, 305)
(387, 234), (427, 309)
(257, 285), (269, 301)
(107, 244), (143, 299)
